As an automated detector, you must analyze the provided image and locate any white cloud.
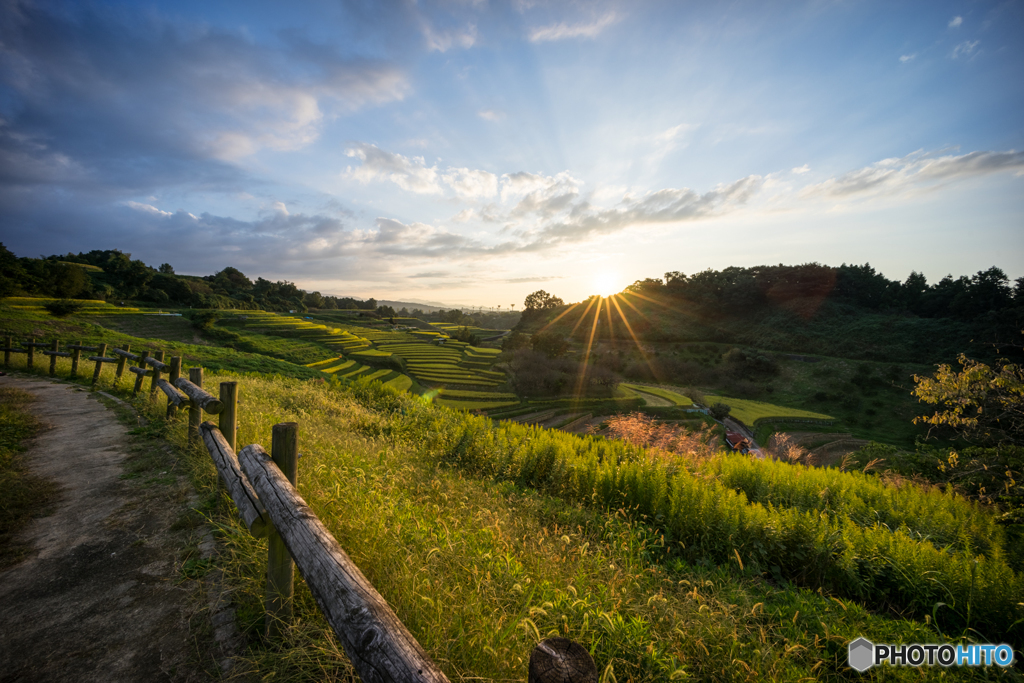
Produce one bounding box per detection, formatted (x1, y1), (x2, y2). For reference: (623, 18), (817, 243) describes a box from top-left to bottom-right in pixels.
(801, 149), (1024, 198)
(442, 168), (498, 199)
(422, 22), (477, 52)
(478, 109), (504, 121)
(899, 53), (916, 63)
(123, 201), (172, 216)
(529, 12), (620, 42)
(792, 164), (810, 174)
(344, 143), (442, 194)
(949, 16), (963, 28)
(453, 208), (476, 222)
(952, 40), (979, 59)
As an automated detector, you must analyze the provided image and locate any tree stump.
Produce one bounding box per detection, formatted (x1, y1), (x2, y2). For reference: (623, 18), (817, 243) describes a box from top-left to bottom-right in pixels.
(528, 638), (597, 683)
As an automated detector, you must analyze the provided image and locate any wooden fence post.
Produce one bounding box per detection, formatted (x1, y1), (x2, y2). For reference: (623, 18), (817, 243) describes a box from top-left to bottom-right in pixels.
(26, 337), (34, 369)
(150, 350), (164, 395)
(528, 638), (597, 683)
(48, 340), (58, 377)
(115, 344), (130, 384)
(167, 356), (182, 417)
(91, 343), (107, 387)
(133, 351), (150, 395)
(266, 422), (298, 639)
(188, 367), (203, 444)
(218, 382), (238, 451)
(4, 336), (11, 367)
(70, 340), (81, 377)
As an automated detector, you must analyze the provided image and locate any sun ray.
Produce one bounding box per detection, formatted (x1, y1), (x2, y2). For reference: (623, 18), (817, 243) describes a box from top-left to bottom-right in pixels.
(621, 289), (685, 315)
(534, 301), (585, 336)
(574, 296), (604, 399)
(616, 292), (650, 321)
(608, 294), (661, 381)
(568, 296), (598, 339)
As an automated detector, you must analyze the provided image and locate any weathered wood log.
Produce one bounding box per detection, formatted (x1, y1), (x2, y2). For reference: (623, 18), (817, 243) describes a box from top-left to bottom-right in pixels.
(111, 347), (139, 361)
(40, 351), (71, 357)
(67, 344), (99, 351)
(91, 343), (107, 386)
(238, 441), (450, 682)
(26, 337), (34, 369)
(46, 340), (60, 376)
(528, 638), (597, 683)
(3, 336), (11, 366)
(70, 340), (83, 376)
(266, 423), (298, 639)
(174, 377), (224, 414)
(155, 379), (187, 407)
(128, 365), (152, 376)
(149, 351), (165, 394)
(218, 382), (238, 451)
(24, 341), (52, 348)
(144, 355), (170, 372)
(114, 345), (133, 384)
(133, 350), (150, 395)
(187, 368), (203, 444)
(166, 357), (182, 417)
(198, 423), (271, 537)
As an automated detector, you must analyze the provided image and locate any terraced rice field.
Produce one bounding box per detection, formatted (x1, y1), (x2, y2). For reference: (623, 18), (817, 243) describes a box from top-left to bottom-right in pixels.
(244, 312), (510, 407)
(703, 394), (833, 426)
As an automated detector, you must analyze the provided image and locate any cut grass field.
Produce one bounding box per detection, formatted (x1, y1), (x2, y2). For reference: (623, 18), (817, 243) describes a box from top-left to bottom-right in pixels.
(621, 383), (693, 406)
(703, 394), (833, 426)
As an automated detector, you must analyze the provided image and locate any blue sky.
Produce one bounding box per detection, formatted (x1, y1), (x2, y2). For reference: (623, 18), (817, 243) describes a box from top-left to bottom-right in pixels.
(1, 0), (1021, 307)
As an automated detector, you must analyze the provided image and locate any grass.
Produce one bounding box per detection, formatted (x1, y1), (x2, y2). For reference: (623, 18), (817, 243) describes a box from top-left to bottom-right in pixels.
(0, 385), (61, 570)
(621, 383), (694, 406)
(703, 394), (833, 427)
(130, 373), (1014, 681)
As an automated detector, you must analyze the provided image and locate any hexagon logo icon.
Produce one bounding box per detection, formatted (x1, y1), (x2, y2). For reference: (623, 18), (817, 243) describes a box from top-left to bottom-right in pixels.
(848, 637), (874, 672)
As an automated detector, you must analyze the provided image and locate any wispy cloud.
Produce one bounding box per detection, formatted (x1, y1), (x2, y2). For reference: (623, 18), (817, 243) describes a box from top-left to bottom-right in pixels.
(801, 149), (1024, 198)
(478, 109), (504, 122)
(899, 53), (916, 63)
(421, 21), (477, 52)
(529, 12), (620, 42)
(949, 16), (963, 28)
(442, 168), (499, 199)
(952, 40), (979, 59)
(792, 164), (810, 174)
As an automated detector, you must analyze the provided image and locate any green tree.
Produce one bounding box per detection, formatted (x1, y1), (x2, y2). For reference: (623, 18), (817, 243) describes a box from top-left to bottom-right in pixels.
(709, 402), (732, 421)
(523, 290), (564, 310)
(47, 262), (88, 298)
(913, 354), (1024, 446)
(530, 332), (569, 358)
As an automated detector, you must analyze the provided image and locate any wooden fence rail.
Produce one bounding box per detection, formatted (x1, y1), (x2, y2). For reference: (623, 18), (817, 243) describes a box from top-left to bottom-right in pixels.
(1, 334), (598, 683)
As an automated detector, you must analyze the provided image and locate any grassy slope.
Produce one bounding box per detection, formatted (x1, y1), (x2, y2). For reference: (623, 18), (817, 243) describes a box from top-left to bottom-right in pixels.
(3, 301), (1015, 680)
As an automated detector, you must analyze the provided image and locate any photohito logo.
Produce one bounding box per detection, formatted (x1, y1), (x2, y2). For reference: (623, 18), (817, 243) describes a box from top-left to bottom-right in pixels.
(848, 637), (1015, 671)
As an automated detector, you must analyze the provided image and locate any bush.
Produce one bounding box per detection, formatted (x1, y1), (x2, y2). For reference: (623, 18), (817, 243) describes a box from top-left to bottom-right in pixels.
(43, 299), (84, 317)
(709, 402), (731, 420)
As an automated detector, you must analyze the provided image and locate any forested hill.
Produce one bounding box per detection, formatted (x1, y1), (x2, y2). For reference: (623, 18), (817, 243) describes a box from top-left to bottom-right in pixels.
(0, 244), (379, 312)
(517, 263), (1024, 364)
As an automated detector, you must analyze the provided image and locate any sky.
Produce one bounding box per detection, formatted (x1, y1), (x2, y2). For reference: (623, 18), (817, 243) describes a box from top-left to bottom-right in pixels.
(1, 0), (1022, 308)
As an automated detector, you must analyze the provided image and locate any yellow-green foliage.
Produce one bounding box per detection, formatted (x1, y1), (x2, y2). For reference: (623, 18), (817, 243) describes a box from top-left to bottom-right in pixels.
(621, 384), (694, 406)
(144, 374), (987, 681)
(704, 395), (832, 425)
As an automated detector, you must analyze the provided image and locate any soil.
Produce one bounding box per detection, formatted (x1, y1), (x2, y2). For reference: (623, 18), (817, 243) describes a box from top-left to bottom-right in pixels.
(0, 376), (213, 683)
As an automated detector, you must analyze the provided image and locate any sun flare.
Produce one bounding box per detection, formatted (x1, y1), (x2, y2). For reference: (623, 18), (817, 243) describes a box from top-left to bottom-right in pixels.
(592, 272), (620, 297)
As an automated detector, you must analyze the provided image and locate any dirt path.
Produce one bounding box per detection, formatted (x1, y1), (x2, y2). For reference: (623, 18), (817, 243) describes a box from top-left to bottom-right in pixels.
(0, 376), (210, 682)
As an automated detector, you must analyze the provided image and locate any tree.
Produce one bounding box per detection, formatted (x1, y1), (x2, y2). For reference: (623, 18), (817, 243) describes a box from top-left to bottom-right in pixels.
(530, 332), (569, 358)
(913, 354), (1024, 446)
(159, 263), (175, 274)
(523, 290), (564, 310)
(709, 402), (732, 421)
(47, 262), (88, 298)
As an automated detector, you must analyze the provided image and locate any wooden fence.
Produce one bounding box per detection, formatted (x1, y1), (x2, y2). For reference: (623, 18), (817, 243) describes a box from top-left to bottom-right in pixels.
(1, 335), (598, 683)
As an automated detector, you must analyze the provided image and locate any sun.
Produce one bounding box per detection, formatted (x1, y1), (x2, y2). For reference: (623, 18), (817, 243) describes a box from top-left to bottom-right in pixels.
(592, 272), (621, 297)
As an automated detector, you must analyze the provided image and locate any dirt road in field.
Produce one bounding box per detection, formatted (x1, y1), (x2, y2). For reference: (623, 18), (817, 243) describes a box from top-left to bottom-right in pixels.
(0, 376), (211, 683)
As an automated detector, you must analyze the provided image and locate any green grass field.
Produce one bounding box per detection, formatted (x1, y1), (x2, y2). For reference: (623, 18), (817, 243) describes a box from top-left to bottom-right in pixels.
(621, 383), (694, 406)
(703, 394), (833, 426)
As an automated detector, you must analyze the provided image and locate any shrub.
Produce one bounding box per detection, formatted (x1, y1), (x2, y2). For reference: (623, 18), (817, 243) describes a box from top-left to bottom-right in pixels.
(43, 299), (84, 317)
(709, 402), (731, 420)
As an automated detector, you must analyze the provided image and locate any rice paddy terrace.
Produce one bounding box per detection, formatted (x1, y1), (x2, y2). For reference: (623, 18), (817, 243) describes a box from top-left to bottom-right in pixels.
(238, 312), (516, 411)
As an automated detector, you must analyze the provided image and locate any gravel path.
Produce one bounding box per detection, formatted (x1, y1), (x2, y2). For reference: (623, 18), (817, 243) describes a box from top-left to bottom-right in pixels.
(0, 376), (211, 683)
